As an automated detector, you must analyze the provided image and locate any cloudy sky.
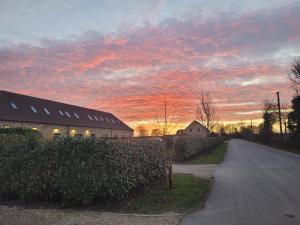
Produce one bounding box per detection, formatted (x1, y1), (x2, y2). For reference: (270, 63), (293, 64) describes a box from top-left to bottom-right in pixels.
(1, 0), (299, 131)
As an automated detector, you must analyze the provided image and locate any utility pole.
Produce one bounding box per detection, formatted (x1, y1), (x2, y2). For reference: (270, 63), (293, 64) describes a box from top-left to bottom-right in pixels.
(164, 101), (167, 135)
(276, 92), (283, 146)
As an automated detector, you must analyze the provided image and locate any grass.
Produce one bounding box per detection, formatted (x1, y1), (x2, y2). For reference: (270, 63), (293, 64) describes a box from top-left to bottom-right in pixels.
(186, 143), (228, 165)
(118, 173), (211, 214)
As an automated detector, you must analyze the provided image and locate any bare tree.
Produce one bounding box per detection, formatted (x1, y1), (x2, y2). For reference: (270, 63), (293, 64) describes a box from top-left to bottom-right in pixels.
(155, 101), (177, 136)
(196, 92), (218, 131)
(288, 58), (300, 95)
(136, 125), (148, 137)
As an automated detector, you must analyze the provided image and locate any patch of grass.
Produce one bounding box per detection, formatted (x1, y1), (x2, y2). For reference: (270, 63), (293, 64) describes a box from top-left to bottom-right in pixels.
(186, 143), (228, 164)
(119, 173), (211, 214)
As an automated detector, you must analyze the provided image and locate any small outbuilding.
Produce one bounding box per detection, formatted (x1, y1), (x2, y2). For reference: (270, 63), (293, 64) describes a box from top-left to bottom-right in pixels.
(176, 120), (208, 137)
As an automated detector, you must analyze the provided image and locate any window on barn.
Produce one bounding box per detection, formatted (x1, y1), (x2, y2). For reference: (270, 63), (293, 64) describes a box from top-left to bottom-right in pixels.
(88, 115), (93, 120)
(94, 116), (99, 121)
(65, 111), (71, 118)
(106, 118), (110, 122)
(30, 106), (38, 113)
(9, 102), (18, 110)
(59, 110), (64, 116)
(74, 112), (80, 119)
(44, 107), (51, 114)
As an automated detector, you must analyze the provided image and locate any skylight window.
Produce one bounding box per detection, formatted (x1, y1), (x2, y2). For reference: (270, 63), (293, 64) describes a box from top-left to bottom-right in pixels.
(65, 111), (71, 118)
(94, 116), (99, 121)
(9, 102), (18, 110)
(74, 112), (80, 119)
(59, 110), (64, 116)
(106, 118), (110, 123)
(111, 119), (115, 123)
(88, 115), (93, 120)
(44, 107), (51, 115)
(30, 106), (38, 113)
(100, 116), (104, 121)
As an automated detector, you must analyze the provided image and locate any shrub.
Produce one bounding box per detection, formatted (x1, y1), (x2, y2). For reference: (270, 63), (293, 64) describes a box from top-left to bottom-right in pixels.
(174, 137), (223, 161)
(0, 136), (165, 205)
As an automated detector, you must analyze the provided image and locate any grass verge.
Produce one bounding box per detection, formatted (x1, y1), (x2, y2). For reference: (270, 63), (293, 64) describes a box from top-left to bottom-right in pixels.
(186, 143), (228, 165)
(118, 173), (211, 214)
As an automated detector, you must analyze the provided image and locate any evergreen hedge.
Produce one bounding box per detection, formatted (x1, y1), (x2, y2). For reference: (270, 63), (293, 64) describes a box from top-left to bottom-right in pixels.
(0, 135), (165, 205)
(174, 137), (223, 161)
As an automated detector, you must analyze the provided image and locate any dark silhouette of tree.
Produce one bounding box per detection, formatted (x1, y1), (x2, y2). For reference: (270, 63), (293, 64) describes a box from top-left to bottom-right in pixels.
(151, 128), (162, 136)
(288, 58), (300, 95)
(196, 92), (218, 132)
(155, 101), (177, 136)
(288, 96), (300, 133)
(136, 125), (148, 137)
(260, 100), (277, 143)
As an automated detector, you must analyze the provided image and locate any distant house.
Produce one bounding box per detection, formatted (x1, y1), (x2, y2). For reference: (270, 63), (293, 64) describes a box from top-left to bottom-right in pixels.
(0, 90), (133, 139)
(176, 121), (208, 137)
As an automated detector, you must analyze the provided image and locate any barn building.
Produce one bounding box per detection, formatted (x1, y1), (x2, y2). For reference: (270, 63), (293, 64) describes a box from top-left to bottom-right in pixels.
(0, 90), (133, 139)
(176, 120), (208, 137)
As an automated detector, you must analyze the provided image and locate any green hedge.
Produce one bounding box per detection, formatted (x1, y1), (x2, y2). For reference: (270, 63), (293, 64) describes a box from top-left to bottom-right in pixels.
(0, 135), (165, 205)
(174, 137), (223, 161)
(0, 127), (42, 137)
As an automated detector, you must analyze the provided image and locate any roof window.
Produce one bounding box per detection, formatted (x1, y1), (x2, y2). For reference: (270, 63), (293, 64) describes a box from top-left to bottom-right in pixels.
(9, 102), (18, 110)
(65, 111), (71, 118)
(74, 112), (80, 119)
(30, 106), (38, 113)
(59, 110), (64, 116)
(94, 116), (99, 121)
(111, 119), (115, 123)
(100, 116), (104, 121)
(88, 115), (93, 120)
(106, 118), (110, 123)
(44, 107), (51, 114)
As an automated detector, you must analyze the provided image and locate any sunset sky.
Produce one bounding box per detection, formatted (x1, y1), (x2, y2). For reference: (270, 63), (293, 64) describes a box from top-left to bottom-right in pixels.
(1, 0), (300, 133)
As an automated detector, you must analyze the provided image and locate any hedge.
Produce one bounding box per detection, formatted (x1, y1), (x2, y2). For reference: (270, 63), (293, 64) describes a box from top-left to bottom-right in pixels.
(0, 135), (166, 205)
(174, 137), (223, 161)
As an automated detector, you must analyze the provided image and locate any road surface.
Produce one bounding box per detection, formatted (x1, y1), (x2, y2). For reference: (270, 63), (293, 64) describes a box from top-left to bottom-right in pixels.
(180, 139), (300, 225)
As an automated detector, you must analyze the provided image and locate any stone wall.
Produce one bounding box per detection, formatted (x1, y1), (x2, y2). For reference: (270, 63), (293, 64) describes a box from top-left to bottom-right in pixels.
(0, 121), (133, 139)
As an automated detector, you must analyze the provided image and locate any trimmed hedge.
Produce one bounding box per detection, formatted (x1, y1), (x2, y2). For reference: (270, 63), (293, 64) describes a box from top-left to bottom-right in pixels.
(0, 135), (165, 205)
(174, 137), (223, 161)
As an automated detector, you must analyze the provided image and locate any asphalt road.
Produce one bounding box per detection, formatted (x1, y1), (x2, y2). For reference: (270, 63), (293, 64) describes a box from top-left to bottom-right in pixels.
(180, 139), (300, 225)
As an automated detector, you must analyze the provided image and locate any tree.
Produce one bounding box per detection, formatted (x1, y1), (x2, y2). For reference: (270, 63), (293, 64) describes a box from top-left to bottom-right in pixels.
(196, 92), (218, 132)
(288, 58), (300, 95)
(151, 128), (162, 136)
(261, 99), (277, 131)
(136, 125), (148, 137)
(155, 101), (177, 136)
(260, 99), (277, 143)
(288, 96), (300, 133)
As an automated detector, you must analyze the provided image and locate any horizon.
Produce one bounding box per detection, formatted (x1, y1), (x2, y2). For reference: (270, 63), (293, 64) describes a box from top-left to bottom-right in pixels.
(1, 0), (299, 133)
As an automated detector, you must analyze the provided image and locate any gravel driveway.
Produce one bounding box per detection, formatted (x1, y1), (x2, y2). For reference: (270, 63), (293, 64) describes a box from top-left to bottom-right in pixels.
(0, 205), (182, 225)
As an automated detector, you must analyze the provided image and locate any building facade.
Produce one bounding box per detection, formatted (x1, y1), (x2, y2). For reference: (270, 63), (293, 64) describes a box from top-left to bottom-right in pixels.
(176, 121), (208, 137)
(0, 90), (133, 139)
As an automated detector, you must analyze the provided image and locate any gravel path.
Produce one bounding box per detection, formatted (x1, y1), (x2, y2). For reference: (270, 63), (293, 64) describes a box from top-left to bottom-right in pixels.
(0, 205), (183, 225)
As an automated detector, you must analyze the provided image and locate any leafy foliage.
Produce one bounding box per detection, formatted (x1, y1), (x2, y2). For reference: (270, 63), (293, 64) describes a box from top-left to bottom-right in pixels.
(288, 96), (300, 133)
(174, 137), (223, 161)
(0, 135), (165, 205)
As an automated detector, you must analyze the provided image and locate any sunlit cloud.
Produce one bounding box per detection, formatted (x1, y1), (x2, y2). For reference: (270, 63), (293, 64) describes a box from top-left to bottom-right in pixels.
(0, 0), (299, 132)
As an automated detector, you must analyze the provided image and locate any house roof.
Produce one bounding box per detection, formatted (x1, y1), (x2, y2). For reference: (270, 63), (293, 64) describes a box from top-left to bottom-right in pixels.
(185, 120), (209, 132)
(0, 90), (133, 131)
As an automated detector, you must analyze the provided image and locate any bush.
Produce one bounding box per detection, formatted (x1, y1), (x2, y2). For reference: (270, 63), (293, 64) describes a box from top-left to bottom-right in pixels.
(0, 136), (165, 205)
(174, 137), (223, 161)
(0, 127), (42, 137)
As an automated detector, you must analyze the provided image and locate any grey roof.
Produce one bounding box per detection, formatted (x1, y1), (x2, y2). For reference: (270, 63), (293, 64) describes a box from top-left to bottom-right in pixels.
(0, 90), (133, 131)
